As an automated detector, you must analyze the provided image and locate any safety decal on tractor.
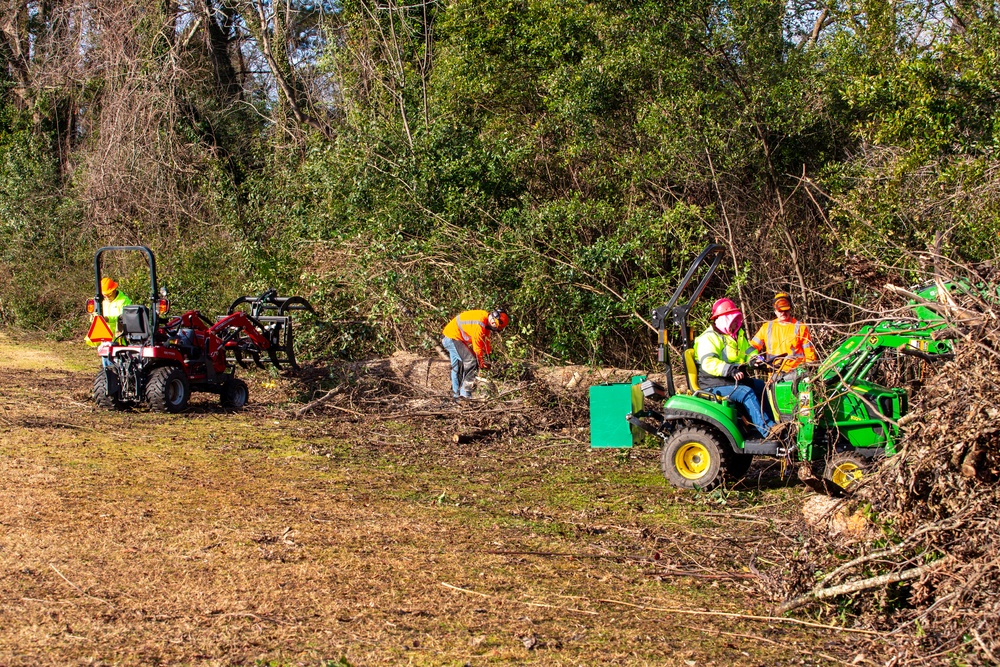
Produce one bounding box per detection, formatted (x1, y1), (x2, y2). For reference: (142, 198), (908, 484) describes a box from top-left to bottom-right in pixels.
(87, 315), (114, 342)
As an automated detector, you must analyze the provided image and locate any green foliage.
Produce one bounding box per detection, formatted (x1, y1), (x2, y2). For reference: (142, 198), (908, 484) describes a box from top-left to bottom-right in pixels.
(0, 104), (88, 329)
(5, 0), (1000, 364)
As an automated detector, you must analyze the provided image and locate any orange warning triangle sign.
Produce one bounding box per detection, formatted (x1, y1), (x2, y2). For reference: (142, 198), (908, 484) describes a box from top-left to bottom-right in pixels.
(87, 315), (114, 342)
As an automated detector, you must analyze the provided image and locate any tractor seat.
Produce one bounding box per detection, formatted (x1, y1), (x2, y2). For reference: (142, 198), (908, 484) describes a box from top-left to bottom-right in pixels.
(119, 305), (152, 343)
(683, 348), (728, 404)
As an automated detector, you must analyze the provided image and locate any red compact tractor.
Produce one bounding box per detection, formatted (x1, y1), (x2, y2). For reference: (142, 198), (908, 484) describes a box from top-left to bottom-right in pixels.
(88, 246), (314, 413)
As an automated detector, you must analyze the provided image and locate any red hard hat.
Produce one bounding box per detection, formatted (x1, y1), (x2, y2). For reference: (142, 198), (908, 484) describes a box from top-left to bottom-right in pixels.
(709, 297), (740, 320)
(488, 309), (509, 331)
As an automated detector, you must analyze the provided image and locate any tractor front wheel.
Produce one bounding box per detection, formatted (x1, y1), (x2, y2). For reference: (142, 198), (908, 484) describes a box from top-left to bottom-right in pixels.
(146, 366), (190, 413)
(220, 378), (249, 409)
(93, 370), (127, 411)
(661, 426), (736, 490)
(824, 453), (866, 494)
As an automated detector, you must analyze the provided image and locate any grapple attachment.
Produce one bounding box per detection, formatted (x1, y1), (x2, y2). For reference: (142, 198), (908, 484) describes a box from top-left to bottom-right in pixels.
(224, 289), (315, 370)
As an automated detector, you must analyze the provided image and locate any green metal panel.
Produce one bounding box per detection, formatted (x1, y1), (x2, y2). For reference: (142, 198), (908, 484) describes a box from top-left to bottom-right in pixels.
(771, 381), (796, 420)
(589, 375), (646, 448)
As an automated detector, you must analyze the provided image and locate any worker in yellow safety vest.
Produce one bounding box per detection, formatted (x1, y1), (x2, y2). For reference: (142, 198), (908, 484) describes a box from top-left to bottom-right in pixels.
(694, 297), (777, 439)
(85, 278), (132, 347)
(441, 308), (509, 399)
(749, 292), (817, 380)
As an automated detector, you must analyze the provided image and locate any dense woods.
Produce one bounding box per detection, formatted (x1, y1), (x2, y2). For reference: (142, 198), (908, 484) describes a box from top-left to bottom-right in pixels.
(2, 0), (999, 363)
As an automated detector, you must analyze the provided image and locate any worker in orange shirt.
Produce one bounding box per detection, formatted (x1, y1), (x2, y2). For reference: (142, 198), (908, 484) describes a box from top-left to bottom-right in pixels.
(749, 292), (817, 380)
(441, 308), (509, 399)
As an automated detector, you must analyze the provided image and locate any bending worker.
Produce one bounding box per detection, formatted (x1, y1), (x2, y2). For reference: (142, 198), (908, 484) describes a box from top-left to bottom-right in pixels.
(441, 308), (509, 399)
(749, 292), (816, 380)
(694, 298), (776, 439)
(85, 277), (132, 347)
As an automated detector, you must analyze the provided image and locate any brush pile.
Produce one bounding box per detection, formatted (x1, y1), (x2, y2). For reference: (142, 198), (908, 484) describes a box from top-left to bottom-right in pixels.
(284, 351), (640, 439)
(780, 277), (1000, 664)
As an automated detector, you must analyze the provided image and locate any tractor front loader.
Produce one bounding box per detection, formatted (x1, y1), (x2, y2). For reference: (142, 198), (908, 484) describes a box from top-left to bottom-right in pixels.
(605, 244), (956, 493)
(88, 246), (315, 413)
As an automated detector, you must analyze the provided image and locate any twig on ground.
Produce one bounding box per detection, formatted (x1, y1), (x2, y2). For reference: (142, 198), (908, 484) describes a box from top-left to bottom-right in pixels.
(207, 611), (285, 624)
(576, 595), (884, 635)
(325, 403), (363, 417)
(441, 582), (598, 615)
(776, 557), (952, 614)
(690, 511), (789, 524)
(295, 386), (343, 418)
(680, 625), (854, 666)
(49, 563), (112, 607)
(973, 628), (999, 664)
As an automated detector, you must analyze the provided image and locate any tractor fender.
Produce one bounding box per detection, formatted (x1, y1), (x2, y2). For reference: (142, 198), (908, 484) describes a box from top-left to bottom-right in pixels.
(660, 395), (746, 454)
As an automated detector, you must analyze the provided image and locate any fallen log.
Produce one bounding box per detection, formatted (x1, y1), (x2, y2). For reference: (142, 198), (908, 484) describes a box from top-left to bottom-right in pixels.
(776, 556), (952, 614)
(452, 429), (501, 444)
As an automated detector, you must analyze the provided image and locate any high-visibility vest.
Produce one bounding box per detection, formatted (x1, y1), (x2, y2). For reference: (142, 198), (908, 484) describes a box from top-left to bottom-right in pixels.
(749, 318), (816, 372)
(85, 292), (132, 346)
(442, 310), (492, 362)
(694, 326), (753, 388)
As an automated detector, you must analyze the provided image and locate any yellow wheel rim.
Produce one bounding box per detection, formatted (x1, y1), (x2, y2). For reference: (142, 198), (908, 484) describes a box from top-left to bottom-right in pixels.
(675, 442), (711, 480)
(832, 461), (863, 489)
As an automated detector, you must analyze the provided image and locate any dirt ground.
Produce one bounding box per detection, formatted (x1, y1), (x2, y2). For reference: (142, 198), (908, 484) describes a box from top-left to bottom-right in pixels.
(0, 335), (863, 666)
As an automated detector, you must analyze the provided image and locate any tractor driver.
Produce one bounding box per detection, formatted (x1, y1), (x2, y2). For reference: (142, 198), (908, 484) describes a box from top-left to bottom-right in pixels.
(85, 277), (132, 349)
(749, 292), (817, 381)
(694, 298), (777, 440)
(441, 308), (509, 400)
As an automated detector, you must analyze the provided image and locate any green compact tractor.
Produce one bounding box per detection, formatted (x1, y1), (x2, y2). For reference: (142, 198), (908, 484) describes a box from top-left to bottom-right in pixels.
(618, 244), (955, 492)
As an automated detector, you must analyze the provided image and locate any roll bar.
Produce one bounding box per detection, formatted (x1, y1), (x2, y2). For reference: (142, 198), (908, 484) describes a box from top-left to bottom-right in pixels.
(93, 246), (160, 333)
(650, 244), (726, 397)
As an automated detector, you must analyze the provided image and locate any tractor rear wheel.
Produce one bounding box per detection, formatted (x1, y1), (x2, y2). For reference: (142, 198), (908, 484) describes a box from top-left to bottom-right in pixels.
(823, 453), (867, 494)
(220, 378), (249, 409)
(662, 426), (740, 490)
(146, 366), (190, 413)
(93, 370), (126, 410)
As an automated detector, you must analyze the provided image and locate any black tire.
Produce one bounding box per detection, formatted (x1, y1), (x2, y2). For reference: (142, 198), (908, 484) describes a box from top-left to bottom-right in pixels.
(823, 452), (867, 494)
(220, 378), (249, 409)
(662, 426), (731, 490)
(93, 370), (127, 411)
(145, 366), (190, 413)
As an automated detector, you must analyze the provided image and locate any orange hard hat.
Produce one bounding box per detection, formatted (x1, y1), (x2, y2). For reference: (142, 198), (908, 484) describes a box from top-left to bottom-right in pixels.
(773, 292), (793, 312)
(100, 278), (118, 296)
(709, 298), (740, 320)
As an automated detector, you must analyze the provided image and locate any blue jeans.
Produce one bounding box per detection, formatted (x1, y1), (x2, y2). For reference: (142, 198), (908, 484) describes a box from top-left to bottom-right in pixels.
(709, 378), (775, 439)
(441, 336), (478, 397)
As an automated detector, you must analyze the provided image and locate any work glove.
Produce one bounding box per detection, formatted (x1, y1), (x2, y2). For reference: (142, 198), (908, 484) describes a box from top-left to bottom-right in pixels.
(749, 354), (766, 368)
(727, 364), (749, 379)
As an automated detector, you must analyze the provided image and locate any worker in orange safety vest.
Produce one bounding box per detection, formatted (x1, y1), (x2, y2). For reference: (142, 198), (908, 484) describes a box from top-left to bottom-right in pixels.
(749, 292), (817, 379)
(441, 308), (509, 399)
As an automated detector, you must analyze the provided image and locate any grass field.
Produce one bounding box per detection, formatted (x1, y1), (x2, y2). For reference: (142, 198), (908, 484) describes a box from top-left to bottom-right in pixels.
(0, 334), (859, 666)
